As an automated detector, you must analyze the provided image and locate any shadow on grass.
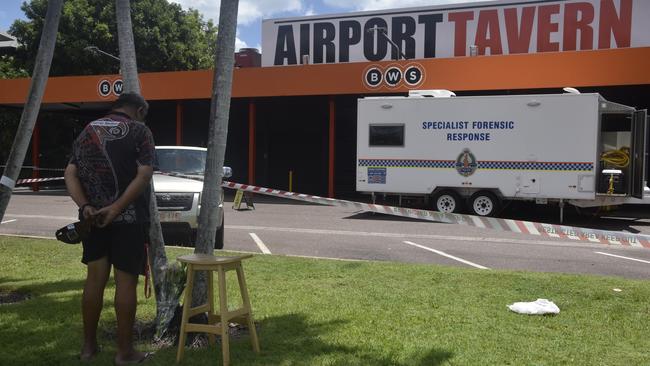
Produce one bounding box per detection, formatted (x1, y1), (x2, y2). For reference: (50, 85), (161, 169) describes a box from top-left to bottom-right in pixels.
(0, 276), (85, 295)
(0, 277), (455, 365)
(0, 277), (89, 365)
(176, 313), (453, 366)
(418, 349), (455, 365)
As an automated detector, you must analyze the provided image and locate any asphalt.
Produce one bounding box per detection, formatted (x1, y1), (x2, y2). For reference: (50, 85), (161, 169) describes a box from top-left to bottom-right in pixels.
(1, 189), (649, 279)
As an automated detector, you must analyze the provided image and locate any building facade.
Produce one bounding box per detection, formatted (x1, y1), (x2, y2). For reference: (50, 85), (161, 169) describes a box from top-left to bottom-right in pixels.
(1, 0), (648, 197)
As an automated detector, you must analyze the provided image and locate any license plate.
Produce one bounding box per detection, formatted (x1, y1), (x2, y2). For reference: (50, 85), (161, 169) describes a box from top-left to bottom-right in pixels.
(159, 211), (181, 222)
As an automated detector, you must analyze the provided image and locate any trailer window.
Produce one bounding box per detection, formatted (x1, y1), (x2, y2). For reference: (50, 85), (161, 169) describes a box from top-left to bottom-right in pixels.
(369, 125), (404, 147)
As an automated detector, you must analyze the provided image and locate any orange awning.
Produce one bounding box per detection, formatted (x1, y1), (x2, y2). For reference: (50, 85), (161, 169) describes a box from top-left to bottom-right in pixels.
(0, 47), (648, 105)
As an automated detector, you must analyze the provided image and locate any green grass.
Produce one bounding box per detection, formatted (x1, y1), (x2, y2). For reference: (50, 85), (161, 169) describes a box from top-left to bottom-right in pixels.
(0, 236), (649, 365)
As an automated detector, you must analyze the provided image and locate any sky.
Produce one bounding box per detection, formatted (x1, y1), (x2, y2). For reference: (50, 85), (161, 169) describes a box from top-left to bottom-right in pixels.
(0, 0), (475, 51)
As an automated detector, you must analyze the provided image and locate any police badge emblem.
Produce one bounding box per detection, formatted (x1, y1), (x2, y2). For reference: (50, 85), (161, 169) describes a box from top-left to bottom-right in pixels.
(455, 148), (478, 177)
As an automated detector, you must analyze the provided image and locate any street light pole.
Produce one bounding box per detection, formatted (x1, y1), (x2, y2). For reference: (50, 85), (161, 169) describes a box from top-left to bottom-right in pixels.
(367, 26), (409, 61)
(84, 45), (121, 62)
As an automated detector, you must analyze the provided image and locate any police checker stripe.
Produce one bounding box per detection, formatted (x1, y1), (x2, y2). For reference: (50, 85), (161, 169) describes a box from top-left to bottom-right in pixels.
(221, 181), (650, 249)
(358, 159), (593, 171)
(479, 161), (593, 171)
(359, 159), (455, 169)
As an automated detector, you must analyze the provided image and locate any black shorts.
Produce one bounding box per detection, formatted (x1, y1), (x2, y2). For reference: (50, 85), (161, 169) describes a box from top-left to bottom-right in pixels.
(81, 223), (148, 276)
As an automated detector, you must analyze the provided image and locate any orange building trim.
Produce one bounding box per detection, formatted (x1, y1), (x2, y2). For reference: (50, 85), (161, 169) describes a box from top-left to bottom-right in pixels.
(0, 47), (648, 105)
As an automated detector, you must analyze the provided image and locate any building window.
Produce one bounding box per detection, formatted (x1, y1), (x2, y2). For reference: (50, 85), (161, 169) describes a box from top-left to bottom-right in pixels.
(369, 124), (404, 147)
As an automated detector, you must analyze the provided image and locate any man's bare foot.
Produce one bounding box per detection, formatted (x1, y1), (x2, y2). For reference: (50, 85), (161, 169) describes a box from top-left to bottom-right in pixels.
(114, 350), (153, 365)
(79, 344), (100, 362)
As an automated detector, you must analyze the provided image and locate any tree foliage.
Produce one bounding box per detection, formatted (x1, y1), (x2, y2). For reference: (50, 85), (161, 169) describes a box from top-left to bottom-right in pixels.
(0, 108), (21, 164)
(0, 56), (26, 162)
(0, 55), (29, 79)
(9, 0), (218, 76)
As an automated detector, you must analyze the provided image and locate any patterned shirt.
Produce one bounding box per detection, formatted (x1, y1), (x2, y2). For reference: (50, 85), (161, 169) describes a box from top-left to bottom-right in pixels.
(70, 112), (155, 224)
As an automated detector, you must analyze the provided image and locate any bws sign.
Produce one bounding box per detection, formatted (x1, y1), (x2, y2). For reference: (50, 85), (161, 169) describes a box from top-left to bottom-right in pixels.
(262, 0), (649, 66)
(98, 79), (123, 97)
(363, 63), (425, 89)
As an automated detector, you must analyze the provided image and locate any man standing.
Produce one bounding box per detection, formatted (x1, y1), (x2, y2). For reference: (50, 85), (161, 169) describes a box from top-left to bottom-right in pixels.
(64, 93), (155, 364)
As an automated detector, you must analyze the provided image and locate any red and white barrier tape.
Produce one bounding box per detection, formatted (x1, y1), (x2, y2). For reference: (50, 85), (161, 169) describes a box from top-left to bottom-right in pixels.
(222, 181), (650, 249)
(10, 173), (650, 249)
(15, 177), (65, 184)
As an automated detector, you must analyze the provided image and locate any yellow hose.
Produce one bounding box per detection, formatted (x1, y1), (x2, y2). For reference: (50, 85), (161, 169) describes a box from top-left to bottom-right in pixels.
(601, 147), (630, 168)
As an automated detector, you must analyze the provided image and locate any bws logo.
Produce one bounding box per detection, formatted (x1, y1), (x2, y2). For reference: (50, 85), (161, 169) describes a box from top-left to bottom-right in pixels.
(98, 79), (124, 97)
(363, 63), (424, 89)
(112, 80), (123, 95)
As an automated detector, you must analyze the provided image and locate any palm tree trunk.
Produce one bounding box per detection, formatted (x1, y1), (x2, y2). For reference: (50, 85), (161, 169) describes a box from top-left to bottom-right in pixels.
(116, 0), (140, 94)
(115, 0), (183, 341)
(0, 0), (63, 221)
(192, 0), (239, 306)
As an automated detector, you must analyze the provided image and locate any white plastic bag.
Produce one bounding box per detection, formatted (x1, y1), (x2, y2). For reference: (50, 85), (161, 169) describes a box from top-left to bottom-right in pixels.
(507, 299), (560, 315)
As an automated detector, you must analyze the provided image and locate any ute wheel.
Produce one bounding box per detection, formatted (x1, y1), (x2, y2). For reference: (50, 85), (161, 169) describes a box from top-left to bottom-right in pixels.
(433, 190), (463, 213)
(469, 191), (500, 217)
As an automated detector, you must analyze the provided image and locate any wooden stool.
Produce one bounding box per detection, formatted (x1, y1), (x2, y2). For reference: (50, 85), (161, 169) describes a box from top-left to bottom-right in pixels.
(176, 254), (260, 365)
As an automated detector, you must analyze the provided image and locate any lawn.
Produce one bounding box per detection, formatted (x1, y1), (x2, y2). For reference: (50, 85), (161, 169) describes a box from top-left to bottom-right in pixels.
(0, 236), (648, 365)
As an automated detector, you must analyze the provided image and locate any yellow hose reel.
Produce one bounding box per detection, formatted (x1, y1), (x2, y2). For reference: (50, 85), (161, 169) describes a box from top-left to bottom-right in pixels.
(600, 148), (629, 195)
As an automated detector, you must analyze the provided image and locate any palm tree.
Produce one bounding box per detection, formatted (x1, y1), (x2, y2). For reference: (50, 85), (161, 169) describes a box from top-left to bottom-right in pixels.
(115, 0), (184, 341)
(116, 0), (140, 94)
(192, 0), (240, 306)
(0, 0), (63, 221)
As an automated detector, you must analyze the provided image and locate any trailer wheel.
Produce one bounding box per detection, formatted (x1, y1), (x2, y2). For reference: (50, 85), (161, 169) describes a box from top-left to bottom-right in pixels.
(434, 190), (462, 213)
(469, 192), (500, 217)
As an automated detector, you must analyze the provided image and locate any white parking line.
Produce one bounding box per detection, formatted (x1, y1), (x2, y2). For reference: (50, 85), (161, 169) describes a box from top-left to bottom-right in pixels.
(1, 219), (17, 224)
(4, 214), (76, 221)
(249, 233), (271, 254)
(227, 224), (612, 250)
(403, 241), (490, 270)
(595, 251), (650, 264)
(0, 233), (54, 240)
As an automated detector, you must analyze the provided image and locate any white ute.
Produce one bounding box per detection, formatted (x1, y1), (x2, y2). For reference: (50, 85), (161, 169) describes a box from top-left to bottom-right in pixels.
(153, 146), (231, 248)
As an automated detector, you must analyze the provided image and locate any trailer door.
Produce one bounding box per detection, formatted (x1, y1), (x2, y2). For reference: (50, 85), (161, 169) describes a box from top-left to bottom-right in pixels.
(631, 110), (648, 199)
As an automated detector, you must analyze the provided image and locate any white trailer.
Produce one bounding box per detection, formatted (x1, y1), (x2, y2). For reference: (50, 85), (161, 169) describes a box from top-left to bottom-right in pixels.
(356, 91), (649, 220)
